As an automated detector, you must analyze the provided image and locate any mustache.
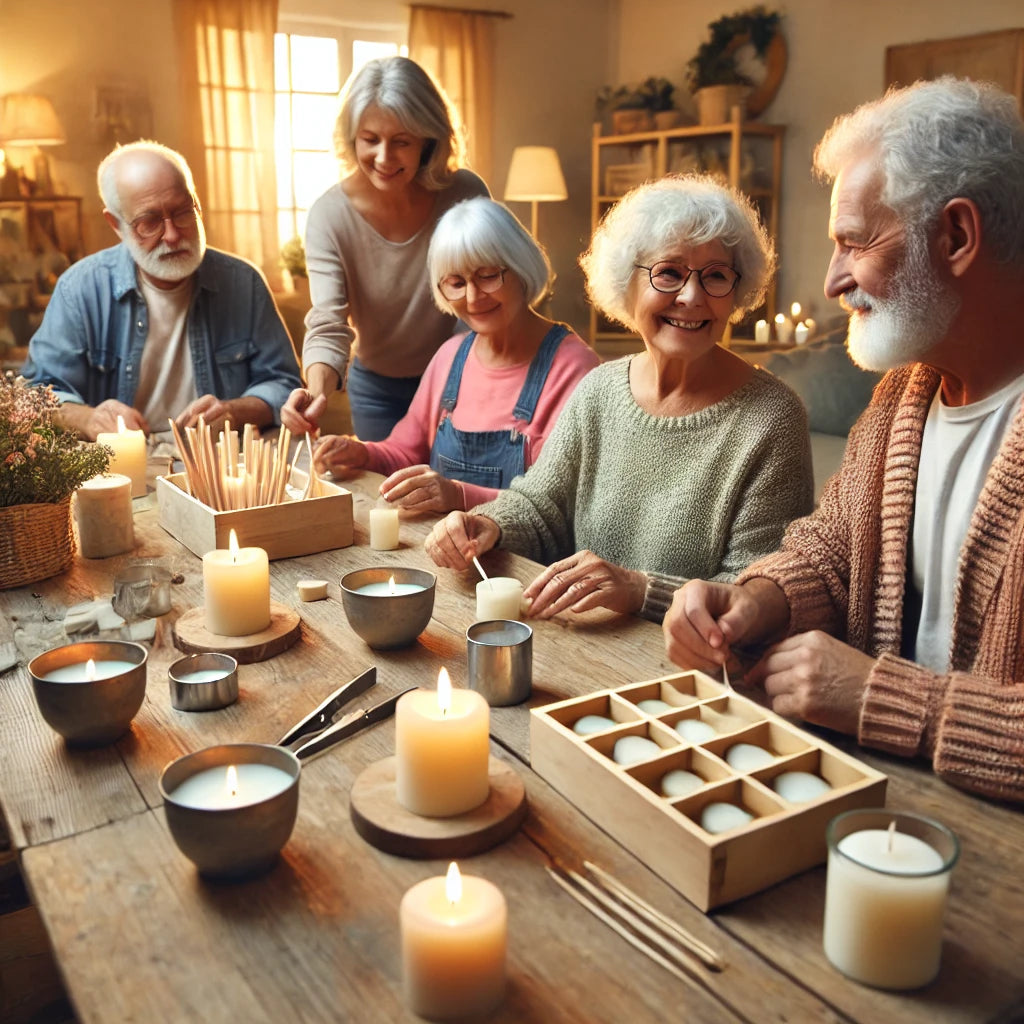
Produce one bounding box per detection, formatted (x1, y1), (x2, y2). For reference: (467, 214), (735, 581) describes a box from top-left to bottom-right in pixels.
(841, 289), (874, 312)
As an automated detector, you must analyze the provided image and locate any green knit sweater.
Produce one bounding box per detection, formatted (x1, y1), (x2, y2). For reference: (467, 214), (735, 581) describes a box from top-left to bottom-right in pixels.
(474, 357), (814, 620)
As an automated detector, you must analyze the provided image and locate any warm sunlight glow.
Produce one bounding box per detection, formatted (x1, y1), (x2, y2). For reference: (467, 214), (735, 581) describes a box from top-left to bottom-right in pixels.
(445, 861), (462, 904)
(437, 667), (452, 717)
(85, 659), (97, 681)
(225, 765), (238, 798)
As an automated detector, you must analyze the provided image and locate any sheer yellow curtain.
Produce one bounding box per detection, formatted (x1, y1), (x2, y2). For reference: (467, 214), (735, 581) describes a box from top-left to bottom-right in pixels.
(408, 5), (504, 184)
(174, 0), (280, 285)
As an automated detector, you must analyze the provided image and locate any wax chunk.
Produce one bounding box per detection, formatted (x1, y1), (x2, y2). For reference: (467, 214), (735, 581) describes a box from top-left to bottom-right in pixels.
(772, 770), (832, 803)
(612, 735), (662, 765)
(637, 698), (672, 714)
(725, 742), (774, 771)
(675, 718), (717, 743)
(573, 714), (616, 736)
(297, 579), (329, 602)
(700, 801), (755, 834)
(660, 769), (704, 798)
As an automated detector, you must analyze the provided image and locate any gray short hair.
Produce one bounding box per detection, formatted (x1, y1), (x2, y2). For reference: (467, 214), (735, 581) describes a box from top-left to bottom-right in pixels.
(813, 76), (1024, 265)
(333, 57), (465, 191)
(96, 140), (197, 222)
(428, 198), (553, 311)
(580, 175), (775, 330)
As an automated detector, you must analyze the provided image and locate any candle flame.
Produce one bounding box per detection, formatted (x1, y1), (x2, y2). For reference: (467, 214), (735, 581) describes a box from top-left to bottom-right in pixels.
(116, 414), (127, 434)
(225, 764), (238, 798)
(774, 313), (785, 324)
(437, 667), (452, 717)
(445, 861), (462, 904)
(228, 528), (240, 563)
(791, 301), (802, 319)
(85, 658), (97, 681)
(388, 575), (397, 595)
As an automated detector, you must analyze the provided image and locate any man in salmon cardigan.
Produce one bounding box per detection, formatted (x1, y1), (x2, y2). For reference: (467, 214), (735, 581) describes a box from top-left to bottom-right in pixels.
(663, 77), (1024, 804)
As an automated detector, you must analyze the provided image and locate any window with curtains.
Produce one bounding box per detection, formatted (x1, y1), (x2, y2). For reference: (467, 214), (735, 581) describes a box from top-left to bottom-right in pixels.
(274, 28), (408, 246)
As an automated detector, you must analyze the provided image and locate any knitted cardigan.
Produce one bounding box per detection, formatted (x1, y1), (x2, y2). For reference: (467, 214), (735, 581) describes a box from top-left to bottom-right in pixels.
(739, 363), (1024, 803)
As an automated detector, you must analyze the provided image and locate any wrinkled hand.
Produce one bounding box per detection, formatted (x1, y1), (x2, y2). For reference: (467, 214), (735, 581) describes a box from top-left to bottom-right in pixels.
(86, 399), (147, 439)
(745, 631), (873, 735)
(175, 394), (235, 433)
(380, 465), (463, 514)
(313, 434), (368, 475)
(663, 579), (764, 672)
(424, 511), (500, 570)
(280, 388), (327, 435)
(524, 550), (646, 619)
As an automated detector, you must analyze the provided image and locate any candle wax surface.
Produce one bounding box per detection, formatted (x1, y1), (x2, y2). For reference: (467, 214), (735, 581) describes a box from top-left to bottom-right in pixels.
(353, 582), (425, 596)
(837, 829), (945, 875)
(42, 660), (138, 682)
(169, 763), (293, 810)
(572, 714), (616, 735)
(675, 717), (717, 743)
(176, 669), (230, 684)
(612, 735), (662, 765)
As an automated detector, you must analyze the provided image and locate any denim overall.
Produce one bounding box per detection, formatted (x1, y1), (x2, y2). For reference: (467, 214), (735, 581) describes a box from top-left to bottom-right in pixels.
(428, 323), (569, 488)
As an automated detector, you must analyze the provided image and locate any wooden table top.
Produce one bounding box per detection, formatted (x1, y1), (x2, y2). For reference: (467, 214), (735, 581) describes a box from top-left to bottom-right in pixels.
(1, 465), (1021, 1023)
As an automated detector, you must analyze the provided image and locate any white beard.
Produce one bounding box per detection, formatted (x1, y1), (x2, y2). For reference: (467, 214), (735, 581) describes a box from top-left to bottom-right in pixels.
(845, 230), (960, 373)
(122, 218), (206, 285)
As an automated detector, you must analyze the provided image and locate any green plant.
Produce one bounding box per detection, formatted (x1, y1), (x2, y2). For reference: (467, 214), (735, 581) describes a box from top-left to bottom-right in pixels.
(685, 6), (781, 93)
(279, 236), (307, 278)
(596, 76), (678, 117)
(0, 373), (110, 507)
(638, 77), (676, 113)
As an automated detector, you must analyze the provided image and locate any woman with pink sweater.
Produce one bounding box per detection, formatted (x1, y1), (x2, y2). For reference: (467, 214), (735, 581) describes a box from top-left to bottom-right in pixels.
(312, 198), (599, 511)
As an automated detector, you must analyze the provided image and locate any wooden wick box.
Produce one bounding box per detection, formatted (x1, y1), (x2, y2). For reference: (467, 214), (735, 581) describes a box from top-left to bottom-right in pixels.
(156, 469), (353, 560)
(530, 671), (887, 911)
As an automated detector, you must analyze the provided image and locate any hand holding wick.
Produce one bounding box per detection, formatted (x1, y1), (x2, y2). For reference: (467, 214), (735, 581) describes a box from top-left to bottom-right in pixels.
(424, 511), (500, 571)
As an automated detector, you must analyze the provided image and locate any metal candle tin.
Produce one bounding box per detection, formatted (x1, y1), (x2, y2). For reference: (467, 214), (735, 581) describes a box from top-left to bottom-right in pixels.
(168, 653), (239, 711)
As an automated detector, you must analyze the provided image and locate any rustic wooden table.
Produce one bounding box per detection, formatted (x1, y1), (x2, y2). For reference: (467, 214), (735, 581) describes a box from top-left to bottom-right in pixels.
(0, 466), (1021, 1023)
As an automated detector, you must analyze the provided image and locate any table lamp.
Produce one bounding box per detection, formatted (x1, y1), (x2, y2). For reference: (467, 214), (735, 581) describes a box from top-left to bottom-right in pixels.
(0, 94), (66, 195)
(503, 146), (568, 240)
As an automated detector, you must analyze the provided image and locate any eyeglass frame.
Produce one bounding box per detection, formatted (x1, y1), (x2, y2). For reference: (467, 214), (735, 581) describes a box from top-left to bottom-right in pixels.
(128, 200), (201, 240)
(437, 266), (508, 301)
(635, 260), (741, 298)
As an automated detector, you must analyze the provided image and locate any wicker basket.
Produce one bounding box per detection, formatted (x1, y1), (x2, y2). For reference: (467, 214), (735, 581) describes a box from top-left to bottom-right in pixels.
(0, 498), (75, 590)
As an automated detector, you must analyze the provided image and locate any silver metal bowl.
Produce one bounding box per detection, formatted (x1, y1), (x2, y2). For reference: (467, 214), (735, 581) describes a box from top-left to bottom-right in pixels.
(28, 641), (148, 746)
(340, 567), (436, 650)
(168, 653), (239, 712)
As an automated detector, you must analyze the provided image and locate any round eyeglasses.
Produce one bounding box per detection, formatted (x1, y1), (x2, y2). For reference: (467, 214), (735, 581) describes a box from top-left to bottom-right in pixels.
(437, 267), (507, 301)
(129, 202), (200, 240)
(636, 261), (741, 298)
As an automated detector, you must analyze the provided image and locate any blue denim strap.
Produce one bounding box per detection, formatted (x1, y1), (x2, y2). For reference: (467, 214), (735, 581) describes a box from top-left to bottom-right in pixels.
(437, 333), (476, 415)
(512, 323), (570, 423)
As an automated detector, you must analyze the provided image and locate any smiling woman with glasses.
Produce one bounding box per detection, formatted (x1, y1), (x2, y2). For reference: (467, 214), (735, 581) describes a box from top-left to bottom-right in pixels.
(309, 197), (599, 513)
(425, 174), (813, 625)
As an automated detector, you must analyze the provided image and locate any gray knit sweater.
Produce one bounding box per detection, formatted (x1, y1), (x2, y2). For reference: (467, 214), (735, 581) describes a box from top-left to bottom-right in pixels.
(474, 357), (814, 620)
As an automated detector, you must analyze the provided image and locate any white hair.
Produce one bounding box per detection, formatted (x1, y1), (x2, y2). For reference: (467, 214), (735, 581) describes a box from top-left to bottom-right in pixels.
(96, 140), (197, 221)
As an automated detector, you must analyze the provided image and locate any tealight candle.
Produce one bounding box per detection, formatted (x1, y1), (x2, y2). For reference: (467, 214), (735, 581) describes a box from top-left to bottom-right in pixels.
(369, 507), (400, 550)
(754, 318), (770, 344)
(476, 577), (523, 621)
(169, 762), (293, 809)
(74, 473), (135, 558)
(202, 528), (270, 637)
(824, 810), (959, 990)
(612, 734), (661, 765)
(401, 862), (506, 1019)
(96, 415), (147, 497)
(395, 668), (490, 818)
(774, 313), (794, 346)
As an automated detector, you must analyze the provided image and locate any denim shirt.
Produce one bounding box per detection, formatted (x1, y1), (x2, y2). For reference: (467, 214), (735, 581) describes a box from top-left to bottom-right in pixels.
(23, 244), (301, 423)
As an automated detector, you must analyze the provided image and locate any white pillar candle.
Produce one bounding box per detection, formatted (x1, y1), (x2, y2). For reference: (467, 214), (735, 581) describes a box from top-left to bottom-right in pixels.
(824, 817), (957, 989)
(202, 529), (270, 637)
(794, 322), (810, 346)
(42, 658), (138, 682)
(476, 577), (523, 621)
(401, 862), (506, 1019)
(395, 668), (490, 817)
(369, 507), (400, 550)
(754, 319), (770, 344)
(169, 762), (293, 810)
(96, 415), (147, 497)
(774, 313), (794, 346)
(74, 473), (135, 558)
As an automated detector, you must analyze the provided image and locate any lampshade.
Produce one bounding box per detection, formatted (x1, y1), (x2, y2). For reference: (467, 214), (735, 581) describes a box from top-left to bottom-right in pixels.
(0, 94), (66, 147)
(504, 146), (568, 203)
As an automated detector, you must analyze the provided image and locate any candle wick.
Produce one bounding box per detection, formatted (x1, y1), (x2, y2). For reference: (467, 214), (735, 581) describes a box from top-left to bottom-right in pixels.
(887, 818), (897, 853)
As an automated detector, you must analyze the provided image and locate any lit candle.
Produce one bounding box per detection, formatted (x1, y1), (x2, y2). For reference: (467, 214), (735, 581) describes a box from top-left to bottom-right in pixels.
(401, 861), (507, 1020)
(774, 313), (794, 346)
(369, 507), (400, 550)
(395, 668), (490, 817)
(168, 762), (294, 810)
(754, 318), (770, 344)
(794, 322), (810, 345)
(42, 657), (138, 682)
(202, 528), (271, 636)
(74, 473), (135, 558)
(476, 577), (523, 621)
(355, 576), (425, 596)
(824, 813), (959, 990)
(96, 415), (147, 497)
(790, 301), (802, 320)
(803, 317), (817, 338)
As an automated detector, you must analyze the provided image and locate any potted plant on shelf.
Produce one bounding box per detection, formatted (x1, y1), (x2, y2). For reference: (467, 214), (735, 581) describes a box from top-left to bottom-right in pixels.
(639, 77), (683, 130)
(279, 235), (308, 298)
(685, 6), (785, 126)
(596, 76), (683, 135)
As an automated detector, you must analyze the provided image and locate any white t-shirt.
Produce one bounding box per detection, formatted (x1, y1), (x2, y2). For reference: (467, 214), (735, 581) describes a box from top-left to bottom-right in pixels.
(911, 373), (1024, 671)
(134, 275), (197, 428)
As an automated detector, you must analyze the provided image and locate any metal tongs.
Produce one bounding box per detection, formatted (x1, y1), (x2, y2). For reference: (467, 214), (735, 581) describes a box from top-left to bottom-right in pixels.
(278, 667), (413, 762)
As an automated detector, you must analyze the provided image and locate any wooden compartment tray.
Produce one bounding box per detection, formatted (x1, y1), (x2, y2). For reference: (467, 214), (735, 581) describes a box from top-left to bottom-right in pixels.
(156, 469), (353, 560)
(530, 671), (887, 911)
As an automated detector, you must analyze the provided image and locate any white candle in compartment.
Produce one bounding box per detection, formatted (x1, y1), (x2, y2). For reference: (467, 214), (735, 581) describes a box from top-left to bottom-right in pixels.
(754, 318), (770, 344)
(74, 474), (135, 558)
(701, 801), (755, 834)
(476, 577), (522, 620)
(612, 734), (661, 765)
(660, 768), (704, 798)
(637, 698), (672, 714)
(725, 742), (774, 771)
(572, 714), (616, 735)
(96, 415), (147, 497)
(369, 507), (400, 550)
(675, 717), (717, 743)
(43, 659), (137, 682)
(169, 762), (293, 810)
(772, 770), (831, 803)
(395, 669), (490, 817)
(202, 529), (271, 637)
(401, 862), (506, 1019)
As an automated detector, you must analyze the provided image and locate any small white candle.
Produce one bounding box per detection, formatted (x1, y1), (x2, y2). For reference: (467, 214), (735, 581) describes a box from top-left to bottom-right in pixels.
(754, 319), (770, 344)
(169, 762), (293, 810)
(395, 668), (490, 817)
(42, 658), (138, 682)
(202, 529), (270, 637)
(355, 578), (424, 596)
(96, 415), (147, 497)
(401, 862), (506, 1019)
(476, 577), (522, 621)
(803, 317), (817, 338)
(794, 322), (810, 346)
(790, 301), (802, 320)
(774, 313), (794, 346)
(74, 474), (135, 558)
(824, 820), (956, 989)
(369, 507), (400, 550)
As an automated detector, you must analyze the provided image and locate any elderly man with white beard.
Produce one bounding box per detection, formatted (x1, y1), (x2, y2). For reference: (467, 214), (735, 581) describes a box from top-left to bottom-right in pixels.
(24, 141), (300, 440)
(662, 77), (1024, 804)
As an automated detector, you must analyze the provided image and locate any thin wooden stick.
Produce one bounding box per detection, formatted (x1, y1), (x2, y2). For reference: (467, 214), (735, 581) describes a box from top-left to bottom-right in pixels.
(581, 861), (724, 971)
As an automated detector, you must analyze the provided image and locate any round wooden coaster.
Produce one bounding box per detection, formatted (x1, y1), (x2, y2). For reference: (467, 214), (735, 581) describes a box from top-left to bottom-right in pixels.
(172, 602), (301, 664)
(350, 755), (527, 859)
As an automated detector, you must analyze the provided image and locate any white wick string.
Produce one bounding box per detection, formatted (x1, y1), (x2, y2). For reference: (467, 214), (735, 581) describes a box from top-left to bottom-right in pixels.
(472, 556), (493, 588)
